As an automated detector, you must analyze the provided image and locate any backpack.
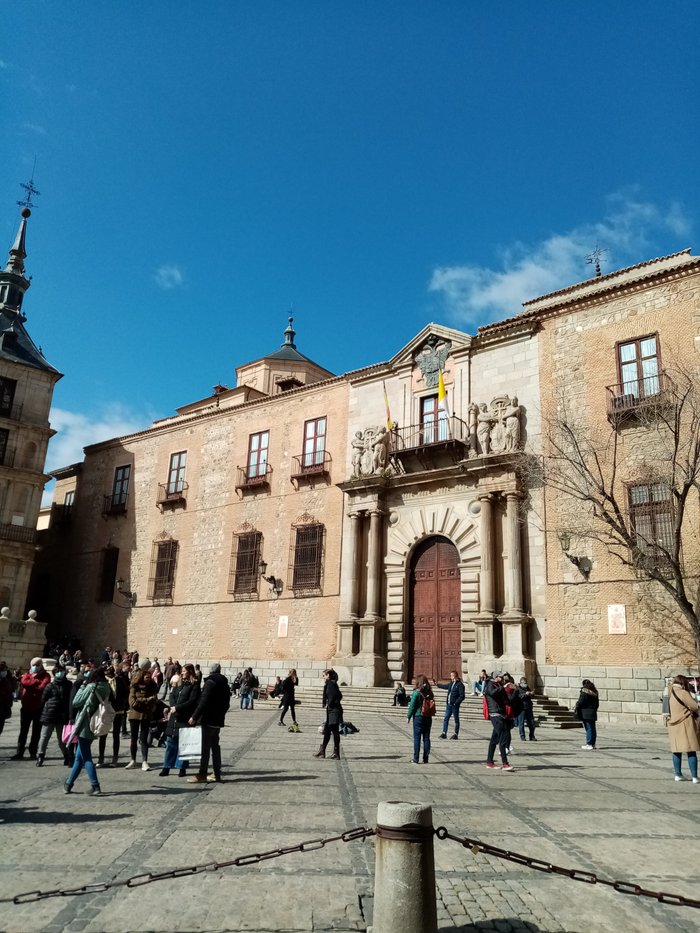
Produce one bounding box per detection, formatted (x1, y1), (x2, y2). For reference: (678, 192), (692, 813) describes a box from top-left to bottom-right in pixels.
(89, 694), (115, 737)
(421, 694), (436, 717)
(505, 688), (523, 720)
(251, 674), (259, 689)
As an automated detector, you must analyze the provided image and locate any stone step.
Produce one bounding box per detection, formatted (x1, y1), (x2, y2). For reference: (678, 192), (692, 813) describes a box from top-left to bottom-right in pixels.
(287, 685), (582, 728)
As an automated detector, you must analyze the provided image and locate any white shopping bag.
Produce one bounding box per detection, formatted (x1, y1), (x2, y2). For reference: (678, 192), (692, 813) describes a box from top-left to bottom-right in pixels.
(178, 726), (202, 758)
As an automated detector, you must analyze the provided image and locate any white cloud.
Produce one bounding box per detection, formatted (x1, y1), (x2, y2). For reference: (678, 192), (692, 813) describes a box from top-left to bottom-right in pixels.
(42, 405), (148, 507)
(429, 192), (693, 327)
(0, 60), (9, 70)
(21, 122), (47, 136)
(154, 263), (184, 290)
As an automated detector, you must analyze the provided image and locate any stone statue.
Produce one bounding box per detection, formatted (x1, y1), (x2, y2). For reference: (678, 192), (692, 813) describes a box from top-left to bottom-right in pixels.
(476, 404), (493, 455)
(350, 426), (392, 477)
(372, 427), (390, 472)
(503, 396), (522, 451)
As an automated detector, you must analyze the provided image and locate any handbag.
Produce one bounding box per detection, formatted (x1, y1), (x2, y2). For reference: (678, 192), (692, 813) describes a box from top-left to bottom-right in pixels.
(178, 726), (202, 758)
(62, 723), (77, 744)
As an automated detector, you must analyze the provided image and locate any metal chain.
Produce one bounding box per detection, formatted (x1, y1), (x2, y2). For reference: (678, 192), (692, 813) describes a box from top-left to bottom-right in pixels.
(0, 826), (375, 906)
(435, 826), (700, 909)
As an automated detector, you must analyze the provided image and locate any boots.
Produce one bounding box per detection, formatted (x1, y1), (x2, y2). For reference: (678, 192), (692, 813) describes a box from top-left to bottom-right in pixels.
(36, 754), (45, 767)
(89, 783), (101, 796)
(329, 746), (341, 760)
(314, 745), (326, 758)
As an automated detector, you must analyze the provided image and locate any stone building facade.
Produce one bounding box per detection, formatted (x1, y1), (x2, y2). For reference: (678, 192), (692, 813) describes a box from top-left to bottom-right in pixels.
(0, 206), (61, 664)
(35, 249), (700, 721)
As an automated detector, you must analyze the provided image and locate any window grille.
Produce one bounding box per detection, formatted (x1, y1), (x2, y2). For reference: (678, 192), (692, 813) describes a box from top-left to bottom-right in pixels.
(289, 521), (325, 594)
(98, 546), (119, 603)
(628, 483), (674, 567)
(228, 530), (262, 596)
(148, 538), (179, 600)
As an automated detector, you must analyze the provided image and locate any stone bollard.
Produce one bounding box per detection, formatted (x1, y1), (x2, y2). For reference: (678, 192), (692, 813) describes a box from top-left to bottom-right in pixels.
(370, 801), (438, 933)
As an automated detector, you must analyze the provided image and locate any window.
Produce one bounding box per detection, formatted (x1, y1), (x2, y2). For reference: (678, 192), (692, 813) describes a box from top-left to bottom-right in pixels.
(228, 530), (262, 596)
(112, 465), (131, 507)
(64, 490), (75, 507)
(420, 395), (448, 444)
(629, 483), (674, 565)
(617, 335), (660, 400)
(148, 538), (179, 600)
(302, 417), (327, 469)
(0, 429), (8, 465)
(291, 522), (325, 593)
(167, 451), (187, 495)
(247, 431), (269, 479)
(98, 546), (119, 602)
(0, 378), (16, 417)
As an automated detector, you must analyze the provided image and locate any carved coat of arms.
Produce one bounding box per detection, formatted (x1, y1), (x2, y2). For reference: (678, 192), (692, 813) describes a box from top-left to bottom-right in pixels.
(415, 336), (451, 389)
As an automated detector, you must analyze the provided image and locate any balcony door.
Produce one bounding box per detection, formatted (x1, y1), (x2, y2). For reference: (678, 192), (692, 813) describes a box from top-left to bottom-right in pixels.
(408, 536), (461, 682)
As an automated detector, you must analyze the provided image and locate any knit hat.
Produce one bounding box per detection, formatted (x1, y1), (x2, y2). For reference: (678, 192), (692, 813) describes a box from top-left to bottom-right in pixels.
(490, 670), (504, 679)
(139, 659), (152, 670)
(209, 662), (221, 674)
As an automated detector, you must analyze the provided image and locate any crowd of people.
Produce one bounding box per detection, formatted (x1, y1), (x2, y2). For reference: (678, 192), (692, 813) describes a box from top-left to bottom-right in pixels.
(2, 647), (698, 786)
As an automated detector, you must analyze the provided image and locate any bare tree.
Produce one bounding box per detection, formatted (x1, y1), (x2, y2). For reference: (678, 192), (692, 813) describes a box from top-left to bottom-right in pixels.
(526, 366), (700, 666)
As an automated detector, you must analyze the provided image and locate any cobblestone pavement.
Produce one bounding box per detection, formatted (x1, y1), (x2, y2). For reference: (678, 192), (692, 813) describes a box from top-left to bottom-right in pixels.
(0, 702), (698, 933)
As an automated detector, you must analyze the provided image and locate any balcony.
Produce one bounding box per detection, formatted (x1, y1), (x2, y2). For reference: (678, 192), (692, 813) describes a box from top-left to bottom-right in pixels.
(103, 493), (127, 517)
(157, 481), (188, 511)
(235, 463), (273, 495)
(391, 415), (469, 472)
(290, 450), (332, 488)
(0, 522), (36, 545)
(606, 372), (675, 425)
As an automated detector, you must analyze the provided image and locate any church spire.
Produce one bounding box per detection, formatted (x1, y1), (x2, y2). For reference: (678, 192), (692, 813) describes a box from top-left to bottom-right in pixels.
(5, 207), (30, 277)
(283, 315), (296, 349)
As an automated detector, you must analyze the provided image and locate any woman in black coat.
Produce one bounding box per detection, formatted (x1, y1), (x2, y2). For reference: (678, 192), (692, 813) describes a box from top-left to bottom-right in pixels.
(159, 664), (200, 777)
(314, 669), (343, 760)
(278, 668), (299, 730)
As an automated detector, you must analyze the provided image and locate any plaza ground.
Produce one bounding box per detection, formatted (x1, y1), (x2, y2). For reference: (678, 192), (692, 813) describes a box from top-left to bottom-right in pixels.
(0, 700), (698, 933)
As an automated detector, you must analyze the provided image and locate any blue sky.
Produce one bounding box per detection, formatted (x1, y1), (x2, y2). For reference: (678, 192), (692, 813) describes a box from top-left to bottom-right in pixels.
(2, 2), (699, 474)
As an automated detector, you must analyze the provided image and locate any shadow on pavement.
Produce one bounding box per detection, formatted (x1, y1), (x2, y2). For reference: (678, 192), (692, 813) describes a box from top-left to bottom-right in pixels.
(446, 921), (572, 933)
(232, 774), (318, 783)
(351, 755), (403, 760)
(0, 807), (129, 824)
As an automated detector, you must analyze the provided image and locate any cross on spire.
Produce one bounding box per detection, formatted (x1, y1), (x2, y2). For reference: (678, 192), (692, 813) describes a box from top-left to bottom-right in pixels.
(17, 176), (41, 211)
(585, 245), (608, 278)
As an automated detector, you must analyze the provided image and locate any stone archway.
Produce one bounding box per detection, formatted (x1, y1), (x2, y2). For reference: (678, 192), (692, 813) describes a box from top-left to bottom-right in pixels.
(408, 536), (461, 682)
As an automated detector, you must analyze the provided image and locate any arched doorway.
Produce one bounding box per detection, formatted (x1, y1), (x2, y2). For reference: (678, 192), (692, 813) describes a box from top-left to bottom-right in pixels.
(408, 536), (461, 682)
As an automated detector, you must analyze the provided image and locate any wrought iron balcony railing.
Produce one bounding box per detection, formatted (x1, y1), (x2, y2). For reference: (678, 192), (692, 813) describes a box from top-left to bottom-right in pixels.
(391, 415), (469, 451)
(0, 522), (36, 544)
(103, 493), (127, 516)
(606, 371), (674, 424)
(291, 450), (332, 481)
(235, 463), (273, 492)
(157, 481), (188, 508)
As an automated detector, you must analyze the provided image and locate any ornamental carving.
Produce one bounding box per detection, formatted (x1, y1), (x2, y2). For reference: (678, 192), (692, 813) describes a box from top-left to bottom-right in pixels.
(468, 395), (523, 456)
(414, 335), (451, 389)
(350, 426), (391, 478)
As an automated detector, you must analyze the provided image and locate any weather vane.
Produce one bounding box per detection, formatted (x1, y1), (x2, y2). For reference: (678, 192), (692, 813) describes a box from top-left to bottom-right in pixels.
(17, 160), (41, 211)
(585, 245), (608, 278)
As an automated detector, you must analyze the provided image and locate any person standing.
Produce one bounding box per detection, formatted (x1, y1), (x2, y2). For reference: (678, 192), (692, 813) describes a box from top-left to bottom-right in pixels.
(314, 669), (343, 760)
(484, 672), (514, 771)
(278, 668), (300, 731)
(516, 677), (537, 741)
(160, 663), (200, 777)
(36, 664), (71, 765)
(64, 667), (111, 795)
(187, 662), (230, 783)
(101, 661), (130, 767)
(125, 663), (158, 770)
(11, 657), (51, 760)
(436, 670), (465, 740)
(667, 674), (699, 783)
(574, 679), (599, 750)
(0, 660), (17, 738)
(406, 675), (435, 764)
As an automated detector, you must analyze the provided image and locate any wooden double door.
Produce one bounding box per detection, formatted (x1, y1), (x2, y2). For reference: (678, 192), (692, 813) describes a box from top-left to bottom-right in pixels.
(408, 536), (461, 682)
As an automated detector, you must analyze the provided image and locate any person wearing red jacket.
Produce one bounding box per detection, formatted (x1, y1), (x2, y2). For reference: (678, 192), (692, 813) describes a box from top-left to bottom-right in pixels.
(11, 657), (51, 760)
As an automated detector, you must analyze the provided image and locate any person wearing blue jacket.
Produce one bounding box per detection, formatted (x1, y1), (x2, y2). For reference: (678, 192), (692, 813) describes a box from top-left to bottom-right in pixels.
(436, 670), (466, 740)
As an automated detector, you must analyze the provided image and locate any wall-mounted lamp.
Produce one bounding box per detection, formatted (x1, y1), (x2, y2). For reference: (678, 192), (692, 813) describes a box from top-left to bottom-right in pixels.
(557, 531), (592, 581)
(115, 578), (137, 607)
(258, 559), (283, 597)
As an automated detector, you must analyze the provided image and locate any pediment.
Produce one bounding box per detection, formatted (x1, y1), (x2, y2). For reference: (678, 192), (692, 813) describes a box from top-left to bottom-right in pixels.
(389, 322), (472, 370)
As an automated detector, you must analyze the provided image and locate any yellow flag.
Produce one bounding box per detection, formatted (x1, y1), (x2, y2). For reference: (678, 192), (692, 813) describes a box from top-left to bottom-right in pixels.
(383, 381), (393, 431)
(437, 369), (450, 418)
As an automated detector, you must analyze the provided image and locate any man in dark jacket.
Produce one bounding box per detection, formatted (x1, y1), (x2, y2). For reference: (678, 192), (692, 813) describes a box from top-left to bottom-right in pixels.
(484, 672), (514, 771)
(187, 663), (230, 783)
(436, 670), (466, 740)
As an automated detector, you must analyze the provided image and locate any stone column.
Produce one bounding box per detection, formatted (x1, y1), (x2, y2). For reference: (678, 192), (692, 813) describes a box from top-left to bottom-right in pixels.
(336, 512), (363, 659)
(365, 508), (384, 621)
(504, 492), (523, 615)
(474, 493), (495, 656)
(347, 512), (362, 620)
